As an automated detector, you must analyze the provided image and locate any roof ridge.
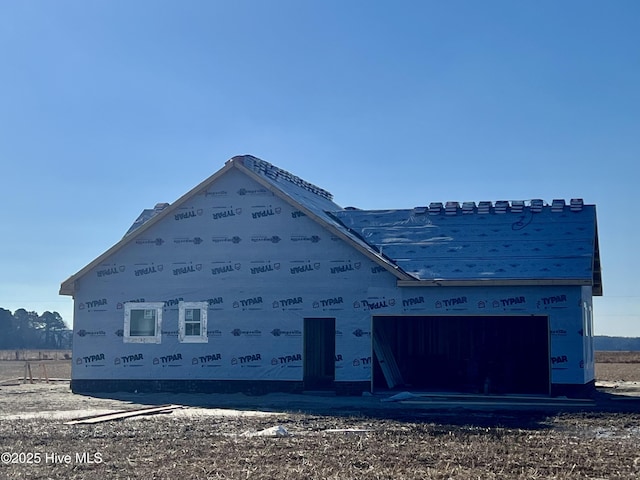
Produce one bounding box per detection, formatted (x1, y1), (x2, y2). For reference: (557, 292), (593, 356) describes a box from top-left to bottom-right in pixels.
(233, 155), (333, 201)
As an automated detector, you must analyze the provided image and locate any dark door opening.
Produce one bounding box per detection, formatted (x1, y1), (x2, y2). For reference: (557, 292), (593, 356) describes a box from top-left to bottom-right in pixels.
(373, 315), (550, 395)
(303, 317), (335, 390)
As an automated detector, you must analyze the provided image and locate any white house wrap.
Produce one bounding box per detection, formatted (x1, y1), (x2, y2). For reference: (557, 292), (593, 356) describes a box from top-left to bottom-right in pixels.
(60, 155), (602, 397)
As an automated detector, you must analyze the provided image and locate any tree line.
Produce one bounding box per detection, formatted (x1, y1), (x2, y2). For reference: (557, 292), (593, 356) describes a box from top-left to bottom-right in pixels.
(0, 308), (71, 349)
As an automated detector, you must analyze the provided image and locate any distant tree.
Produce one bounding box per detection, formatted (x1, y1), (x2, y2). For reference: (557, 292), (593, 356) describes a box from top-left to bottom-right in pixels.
(39, 311), (68, 348)
(12, 309), (41, 348)
(0, 308), (70, 349)
(0, 308), (14, 348)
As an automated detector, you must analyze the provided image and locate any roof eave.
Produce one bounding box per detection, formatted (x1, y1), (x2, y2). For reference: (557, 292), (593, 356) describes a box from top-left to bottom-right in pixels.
(58, 160), (237, 296)
(397, 278), (594, 288)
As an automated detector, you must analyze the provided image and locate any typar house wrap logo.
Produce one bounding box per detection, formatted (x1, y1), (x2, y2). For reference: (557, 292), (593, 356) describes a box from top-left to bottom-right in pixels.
(537, 294), (568, 308)
(232, 296), (263, 309)
(211, 262), (241, 276)
(134, 264), (163, 277)
(153, 353), (183, 366)
(289, 261), (320, 275)
(250, 205), (282, 220)
(489, 296), (527, 309)
(403, 296), (425, 308)
(174, 208), (203, 221)
(75, 353), (106, 365)
(273, 296), (303, 309)
(96, 264), (125, 278)
(164, 297), (184, 308)
(359, 298), (396, 311)
(172, 263), (202, 276)
(80, 298), (108, 312)
(113, 353), (144, 366)
(435, 296), (468, 309)
(271, 354), (302, 365)
(352, 356), (372, 367)
(551, 354), (569, 369)
(313, 296), (344, 309)
(250, 261), (280, 275)
(212, 207), (242, 220)
(329, 260), (361, 275)
(193, 353), (222, 365)
(231, 353), (262, 366)
(116, 298), (146, 310)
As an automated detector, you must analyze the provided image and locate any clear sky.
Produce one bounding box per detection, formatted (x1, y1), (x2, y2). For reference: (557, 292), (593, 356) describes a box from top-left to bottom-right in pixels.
(1, 1), (638, 336)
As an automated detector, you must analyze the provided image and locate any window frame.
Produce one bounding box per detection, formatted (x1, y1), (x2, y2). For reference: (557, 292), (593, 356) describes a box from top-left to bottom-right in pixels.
(123, 302), (163, 344)
(178, 301), (208, 343)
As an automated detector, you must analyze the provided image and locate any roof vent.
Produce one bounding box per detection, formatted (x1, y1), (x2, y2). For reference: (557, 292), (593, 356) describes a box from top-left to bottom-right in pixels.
(551, 199), (566, 212)
(478, 201), (492, 214)
(428, 202), (443, 215)
(462, 201), (476, 214)
(445, 201), (459, 215)
(570, 198), (584, 212)
(494, 201), (509, 214)
(530, 199), (544, 213)
(511, 200), (525, 213)
(154, 203), (170, 212)
(413, 206), (428, 215)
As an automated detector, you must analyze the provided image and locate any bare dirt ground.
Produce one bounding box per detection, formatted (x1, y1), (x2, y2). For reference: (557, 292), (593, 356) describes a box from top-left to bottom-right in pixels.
(0, 354), (639, 479)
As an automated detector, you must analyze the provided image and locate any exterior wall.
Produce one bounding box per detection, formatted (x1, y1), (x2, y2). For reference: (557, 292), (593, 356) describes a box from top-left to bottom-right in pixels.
(71, 167), (593, 395)
(71, 168), (396, 387)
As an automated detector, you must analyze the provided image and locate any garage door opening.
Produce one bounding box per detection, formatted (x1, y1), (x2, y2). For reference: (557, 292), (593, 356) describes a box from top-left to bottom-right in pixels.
(373, 315), (550, 395)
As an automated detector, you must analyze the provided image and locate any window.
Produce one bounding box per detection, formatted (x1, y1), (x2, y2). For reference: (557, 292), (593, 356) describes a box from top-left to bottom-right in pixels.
(124, 302), (163, 343)
(179, 301), (208, 343)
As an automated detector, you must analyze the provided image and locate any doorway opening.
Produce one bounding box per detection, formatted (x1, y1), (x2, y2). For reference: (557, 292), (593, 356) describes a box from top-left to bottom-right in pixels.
(303, 317), (335, 390)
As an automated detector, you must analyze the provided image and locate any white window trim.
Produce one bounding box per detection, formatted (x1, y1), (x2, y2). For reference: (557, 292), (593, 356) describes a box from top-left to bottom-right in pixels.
(179, 301), (208, 343)
(124, 302), (163, 344)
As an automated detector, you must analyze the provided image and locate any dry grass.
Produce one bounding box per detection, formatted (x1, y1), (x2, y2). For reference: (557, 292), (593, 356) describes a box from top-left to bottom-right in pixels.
(1, 411), (639, 479)
(0, 350), (71, 361)
(595, 351), (640, 364)
(0, 351), (639, 479)
(595, 351), (640, 382)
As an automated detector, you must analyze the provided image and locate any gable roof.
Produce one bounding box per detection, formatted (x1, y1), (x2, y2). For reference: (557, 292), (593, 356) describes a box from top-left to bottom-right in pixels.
(59, 155), (412, 296)
(60, 155), (602, 296)
(333, 200), (602, 295)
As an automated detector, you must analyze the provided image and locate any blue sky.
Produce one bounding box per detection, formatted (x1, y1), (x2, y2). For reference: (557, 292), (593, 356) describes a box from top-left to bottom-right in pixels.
(1, 1), (638, 336)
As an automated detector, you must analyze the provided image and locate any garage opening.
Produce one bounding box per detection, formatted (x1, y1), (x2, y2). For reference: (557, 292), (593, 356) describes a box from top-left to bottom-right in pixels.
(373, 315), (550, 395)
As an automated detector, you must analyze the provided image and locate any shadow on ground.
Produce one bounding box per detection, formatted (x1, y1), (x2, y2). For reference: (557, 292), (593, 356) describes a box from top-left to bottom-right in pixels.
(75, 386), (640, 431)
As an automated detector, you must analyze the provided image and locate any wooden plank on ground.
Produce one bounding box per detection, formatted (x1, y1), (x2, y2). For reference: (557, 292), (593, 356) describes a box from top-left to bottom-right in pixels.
(64, 405), (183, 425)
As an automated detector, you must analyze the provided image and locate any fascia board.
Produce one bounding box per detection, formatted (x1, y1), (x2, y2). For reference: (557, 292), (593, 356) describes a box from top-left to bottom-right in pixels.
(59, 160), (237, 296)
(592, 211), (603, 296)
(234, 162), (414, 281)
(397, 278), (593, 288)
